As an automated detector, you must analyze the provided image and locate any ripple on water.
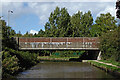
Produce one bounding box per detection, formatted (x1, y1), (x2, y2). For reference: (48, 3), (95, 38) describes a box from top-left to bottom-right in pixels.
(17, 62), (116, 78)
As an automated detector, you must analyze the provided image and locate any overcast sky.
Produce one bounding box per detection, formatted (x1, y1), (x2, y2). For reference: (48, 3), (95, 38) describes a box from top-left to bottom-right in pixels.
(1, 0), (117, 34)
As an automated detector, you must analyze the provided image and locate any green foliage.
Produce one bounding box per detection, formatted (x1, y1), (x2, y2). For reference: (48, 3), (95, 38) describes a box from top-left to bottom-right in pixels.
(36, 7), (117, 38)
(44, 7), (71, 37)
(90, 13), (117, 37)
(2, 47), (39, 77)
(100, 26), (120, 61)
(2, 51), (20, 75)
(70, 11), (93, 37)
(70, 11), (83, 37)
(43, 7), (94, 37)
(1, 20), (16, 39)
(16, 31), (22, 37)
(80, 11), (93, 37)
(3, 48), (39, 68)
(1, 20), (17, 49)
(23, 31), (33, 37)
(90, 24), (101, 37)
(1, 18), (39, 78)
(37, 29), (45, 37)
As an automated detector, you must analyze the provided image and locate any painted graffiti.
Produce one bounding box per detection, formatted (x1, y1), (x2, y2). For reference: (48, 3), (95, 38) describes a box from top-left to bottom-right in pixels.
(22, 42), (94, 48)
(17, 37), (99, 49)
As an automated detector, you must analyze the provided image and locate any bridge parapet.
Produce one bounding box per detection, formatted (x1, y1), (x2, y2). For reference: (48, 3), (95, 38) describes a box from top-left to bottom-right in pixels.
(15, 37), (100, 50)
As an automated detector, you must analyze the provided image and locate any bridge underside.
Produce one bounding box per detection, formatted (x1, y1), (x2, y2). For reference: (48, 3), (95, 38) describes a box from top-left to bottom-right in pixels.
(69, 50), (101, 61)
(19, 48), (100, 60)
(80, 50), (100, 60)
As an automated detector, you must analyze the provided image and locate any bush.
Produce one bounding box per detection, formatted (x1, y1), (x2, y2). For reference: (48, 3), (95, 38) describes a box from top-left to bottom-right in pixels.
(100, 27), (120, 62)
(2, 47), (39, 78)
(2, 51), (20, 75)
(4, 48), (39, 68)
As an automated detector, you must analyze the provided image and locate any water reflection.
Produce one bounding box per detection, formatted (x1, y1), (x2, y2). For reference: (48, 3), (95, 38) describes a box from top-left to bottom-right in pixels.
(17, 62), (115, 78)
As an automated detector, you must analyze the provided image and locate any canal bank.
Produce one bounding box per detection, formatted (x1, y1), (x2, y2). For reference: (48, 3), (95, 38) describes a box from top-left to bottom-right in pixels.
(87, 60), (120, 78)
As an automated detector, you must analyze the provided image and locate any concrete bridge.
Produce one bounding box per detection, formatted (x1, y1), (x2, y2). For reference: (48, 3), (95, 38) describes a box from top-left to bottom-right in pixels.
(14, 37), (100, 50)
(14, 37), (101, 60)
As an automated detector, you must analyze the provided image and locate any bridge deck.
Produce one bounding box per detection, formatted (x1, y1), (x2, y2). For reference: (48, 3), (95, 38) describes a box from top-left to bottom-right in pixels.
(15, 37), (100, 50)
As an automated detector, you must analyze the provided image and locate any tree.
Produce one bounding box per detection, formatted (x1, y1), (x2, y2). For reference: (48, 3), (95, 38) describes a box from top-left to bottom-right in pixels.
(100, 27), (120, 61)
(81, 11), (93, 37)
(57, 7), (71, 37)
(44, 7), (70, 37)
(90, 24), (101, 37)
(10, 30), (16, 37)
(23, 31), (29, 37)
(116, 0), (120, 18)
(1, 20), (39, 78)
(70, 11), (83, 37)
(23, 31), (33, 37)
(70, 11), (93, 37)
(34, 33), (37, 37)
(91, 13), (117, 37)
(16, 31), (22, 37)
(1, 20), (17, 49)
(37, 29), (45, 37)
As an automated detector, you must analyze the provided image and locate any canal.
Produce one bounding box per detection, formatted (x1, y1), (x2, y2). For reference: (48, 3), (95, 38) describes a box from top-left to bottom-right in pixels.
(17, 62), (116, 78)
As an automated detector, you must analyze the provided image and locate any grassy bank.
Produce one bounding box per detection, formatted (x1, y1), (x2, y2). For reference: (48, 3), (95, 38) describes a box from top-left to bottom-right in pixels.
(87, 60), (120, 77)
(99, 60), (120, 67)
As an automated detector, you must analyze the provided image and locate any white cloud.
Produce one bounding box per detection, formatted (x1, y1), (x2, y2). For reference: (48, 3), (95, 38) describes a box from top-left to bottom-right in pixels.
(27, 2), (55, 25)
(26, 2), (115, 27)
(2, 2), (116, 25)
(30, 30), (38, 34)
(2, 2), (116, 22)
(1, 2), (117, 34)
(97, 5), (116, 18)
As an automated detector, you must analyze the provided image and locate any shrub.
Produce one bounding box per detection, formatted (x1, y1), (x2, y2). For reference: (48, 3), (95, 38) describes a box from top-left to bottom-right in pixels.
(3, 47), (39, 70)
(2, 51), (20, 75)
(100, 27), (120, 62)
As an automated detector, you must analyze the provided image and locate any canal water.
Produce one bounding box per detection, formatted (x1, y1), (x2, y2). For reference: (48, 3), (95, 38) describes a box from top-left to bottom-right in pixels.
(17, 62), (116, 78)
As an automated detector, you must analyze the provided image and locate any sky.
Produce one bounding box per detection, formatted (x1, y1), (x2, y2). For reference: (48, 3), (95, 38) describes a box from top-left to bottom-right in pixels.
(0, 0), (118, 34)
